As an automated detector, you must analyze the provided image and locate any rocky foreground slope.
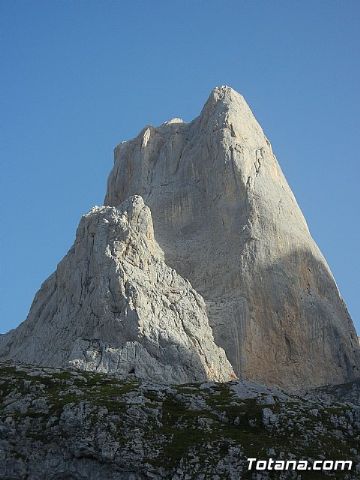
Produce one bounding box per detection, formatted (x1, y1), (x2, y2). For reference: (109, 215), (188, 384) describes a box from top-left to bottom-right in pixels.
(1, 363), (360, 479)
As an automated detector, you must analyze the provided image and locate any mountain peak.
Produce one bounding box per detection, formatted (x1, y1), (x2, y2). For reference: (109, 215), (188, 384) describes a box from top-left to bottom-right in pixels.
(201, 85), (243, 116)
(194, 85), (264, 144)
(105, 88), (360, 388)
(0, 195), (234, 384)
(209, 84), (241, 100)
(2, 89), (359, 389)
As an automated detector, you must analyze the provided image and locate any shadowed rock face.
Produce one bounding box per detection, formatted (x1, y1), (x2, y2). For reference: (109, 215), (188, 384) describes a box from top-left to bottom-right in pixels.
(0, 196), (234, 384)
(105, 86), (360, 388)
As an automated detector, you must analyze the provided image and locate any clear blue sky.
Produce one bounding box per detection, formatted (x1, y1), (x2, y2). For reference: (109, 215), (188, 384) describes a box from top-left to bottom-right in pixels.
(1, 0), (359, 334)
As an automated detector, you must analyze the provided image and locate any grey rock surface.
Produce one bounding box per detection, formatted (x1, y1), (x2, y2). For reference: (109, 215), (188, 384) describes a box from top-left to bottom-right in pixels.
(0, 196), (234, 384)
(105, 85), (360, 388)
(1, 363), (360, 480)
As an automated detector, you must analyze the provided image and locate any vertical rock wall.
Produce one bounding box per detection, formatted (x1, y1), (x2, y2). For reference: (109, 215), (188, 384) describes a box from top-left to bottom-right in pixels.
(105, 86), (360, 388)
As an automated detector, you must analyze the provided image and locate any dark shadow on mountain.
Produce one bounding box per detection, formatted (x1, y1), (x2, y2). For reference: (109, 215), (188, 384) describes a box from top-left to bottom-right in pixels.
(220, 247), (360, 389)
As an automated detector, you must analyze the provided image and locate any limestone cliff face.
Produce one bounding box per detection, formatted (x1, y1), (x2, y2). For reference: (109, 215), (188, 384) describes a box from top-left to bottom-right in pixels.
(105, 86), (360, 388)
(0, 196), (234, 384)
(2, 86), (358, 389)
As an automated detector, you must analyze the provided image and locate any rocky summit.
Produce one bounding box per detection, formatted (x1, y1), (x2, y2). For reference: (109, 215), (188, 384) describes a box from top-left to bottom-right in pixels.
(1, 86), (360, 479)
(0, 86), (359, 389)
(105, 86), (360, 388)
(0, 196), (233, 384)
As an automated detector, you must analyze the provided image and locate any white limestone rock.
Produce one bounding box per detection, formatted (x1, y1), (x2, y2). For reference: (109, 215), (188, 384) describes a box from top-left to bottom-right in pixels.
(0, 196), (234, 384)
(105, 85), (360, 388)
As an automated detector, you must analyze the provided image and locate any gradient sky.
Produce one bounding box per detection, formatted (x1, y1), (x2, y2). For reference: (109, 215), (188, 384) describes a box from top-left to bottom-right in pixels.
(1, 0), (359, 334)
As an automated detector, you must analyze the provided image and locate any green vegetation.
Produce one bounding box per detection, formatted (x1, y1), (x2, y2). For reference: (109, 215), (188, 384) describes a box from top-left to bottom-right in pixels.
(0, 365), (358, 478)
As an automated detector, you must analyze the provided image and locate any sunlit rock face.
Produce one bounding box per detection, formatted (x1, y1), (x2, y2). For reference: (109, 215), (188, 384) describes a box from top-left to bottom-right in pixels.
(105, 86), (360, 388)
(1, 86), (358, 389)
(0, 195), (234, 384)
